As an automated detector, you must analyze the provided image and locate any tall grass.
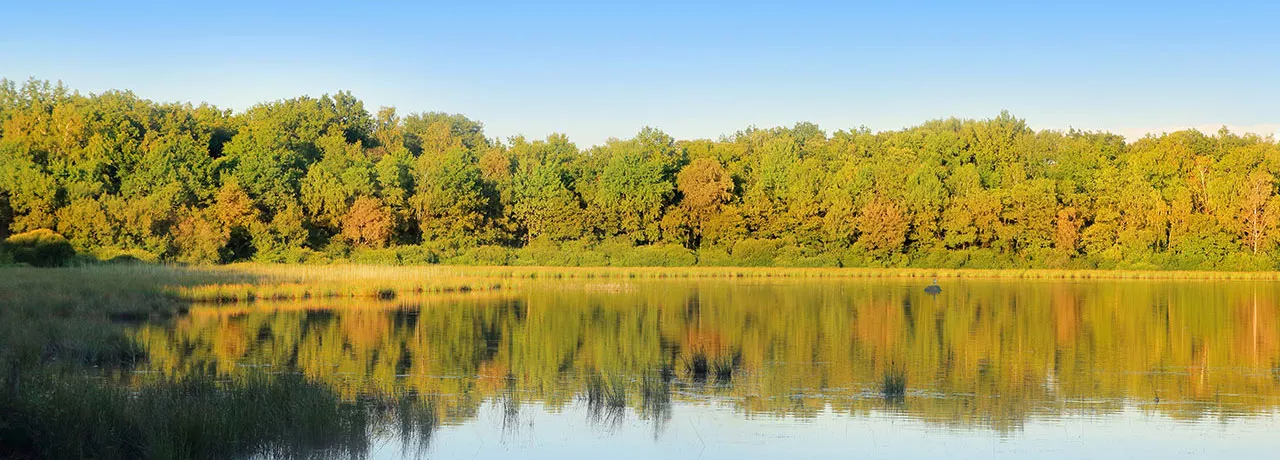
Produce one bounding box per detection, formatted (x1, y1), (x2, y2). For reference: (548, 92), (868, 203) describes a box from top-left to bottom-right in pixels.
(682, 351), (740, 383)
(882, 369), (907, 400)
(0, 371), (437, 460)
(171, 264), (511, 302)
(583, 372), (628, 427)
(0, 264), (457, 459)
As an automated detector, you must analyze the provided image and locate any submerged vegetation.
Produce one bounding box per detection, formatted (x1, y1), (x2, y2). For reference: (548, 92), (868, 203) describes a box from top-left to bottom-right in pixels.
(7, 79), (1280, 269)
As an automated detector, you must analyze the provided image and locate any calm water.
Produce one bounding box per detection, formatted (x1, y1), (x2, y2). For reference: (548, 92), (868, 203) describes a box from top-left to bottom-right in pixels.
(129, 279), (1280, 458)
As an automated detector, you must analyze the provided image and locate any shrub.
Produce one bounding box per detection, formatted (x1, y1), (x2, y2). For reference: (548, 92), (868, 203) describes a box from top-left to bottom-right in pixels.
(773, 246), (839, 267)
(395, 245), (439, 265)
(254, 248), (328, 264)
(94, 247), (160, 264)
(4, 229), (76, 267)
(908, 247), (968, 269)
(695, 247), (734, 266)
(511, 239), (571, 266)
(350, 247), (401, 265)
(730, 239), (779, 266)
(606, 243), (696, 267)
(560, 239), (609, 266)
(448, 245), (511, 266)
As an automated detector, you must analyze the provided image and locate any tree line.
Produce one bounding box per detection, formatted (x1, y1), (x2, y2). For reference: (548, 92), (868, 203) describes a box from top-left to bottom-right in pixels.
(3, 78), (1280, 269)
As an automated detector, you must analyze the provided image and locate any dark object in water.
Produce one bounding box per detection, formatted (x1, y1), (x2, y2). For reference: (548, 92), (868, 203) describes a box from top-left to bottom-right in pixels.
(882, 371), (906, 399)
(923, 279), (941, 295)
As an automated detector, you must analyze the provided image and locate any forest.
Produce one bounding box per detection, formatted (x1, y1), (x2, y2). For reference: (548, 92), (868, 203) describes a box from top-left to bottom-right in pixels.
(3, 78), (1280, 270)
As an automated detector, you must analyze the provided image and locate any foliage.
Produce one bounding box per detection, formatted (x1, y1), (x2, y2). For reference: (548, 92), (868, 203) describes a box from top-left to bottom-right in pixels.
(4, 80), (1280, 269)
(3, 229), (76, 266)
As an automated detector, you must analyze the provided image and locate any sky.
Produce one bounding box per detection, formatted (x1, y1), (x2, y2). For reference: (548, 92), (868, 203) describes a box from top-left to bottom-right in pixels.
(3, 0), (1280, 146)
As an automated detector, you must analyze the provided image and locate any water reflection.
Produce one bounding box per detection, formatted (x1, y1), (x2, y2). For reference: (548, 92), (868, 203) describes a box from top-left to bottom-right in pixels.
(130, 279), (1280, 448)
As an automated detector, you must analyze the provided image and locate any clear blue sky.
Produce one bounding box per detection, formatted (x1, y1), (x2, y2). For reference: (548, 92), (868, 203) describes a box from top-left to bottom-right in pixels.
(3, 0), (1279, 146)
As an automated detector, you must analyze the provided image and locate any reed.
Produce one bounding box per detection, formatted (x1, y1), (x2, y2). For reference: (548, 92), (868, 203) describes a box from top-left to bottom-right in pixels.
(0, 371), (437, 460)
(882, 370), (907, 399)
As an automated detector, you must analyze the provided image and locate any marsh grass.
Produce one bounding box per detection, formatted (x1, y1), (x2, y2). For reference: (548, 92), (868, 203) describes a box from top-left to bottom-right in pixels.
(0, 371), (437, 460)
(172, 264), (510, 302)
(683, 351), (740, 383)
(583, 372), (628, 427)
(4, 264), (1273, 315)
(0, 264), (458, 459)
(638, 372), (673, 422)
(882, 370), (907, 400)
(427, 265), (1280, 281)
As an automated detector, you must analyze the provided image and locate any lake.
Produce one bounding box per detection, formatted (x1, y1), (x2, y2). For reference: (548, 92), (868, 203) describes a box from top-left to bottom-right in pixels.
(128, 278), (1280, 459)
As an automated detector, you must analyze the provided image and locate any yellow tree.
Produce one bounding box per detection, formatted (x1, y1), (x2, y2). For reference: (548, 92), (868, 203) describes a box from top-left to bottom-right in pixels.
(855, 196), (909, 256)
(1054, 207), (1082, 254)
(342, 196), (393, 248)
(1239, 171), (1279, 254)
(669, 158), (734, 248)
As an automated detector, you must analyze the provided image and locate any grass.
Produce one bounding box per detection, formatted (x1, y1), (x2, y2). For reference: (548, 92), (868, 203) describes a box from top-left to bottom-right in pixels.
(638, 371), (673, 424)
(169, 264), (512, 302)
(0, 371), (437, 460)
(0, 264), (459, 459)
(413, 265), (1280, 281)
(4, 263), (1276, 316)
(583, 372), (629, 427)
(683, 351), (740, 383)
(882, 370), (907, 400)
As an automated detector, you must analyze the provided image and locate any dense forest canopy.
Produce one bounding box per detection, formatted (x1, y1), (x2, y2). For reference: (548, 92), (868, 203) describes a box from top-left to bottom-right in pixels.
(3, 78), (1280, 269)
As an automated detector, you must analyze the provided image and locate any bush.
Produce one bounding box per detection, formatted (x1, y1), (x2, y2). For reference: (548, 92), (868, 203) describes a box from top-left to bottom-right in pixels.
(909, 247), (968, 269)
(4, 229), (77, 267)
(508, 239), (611, 267)
(560, 239), (608, 266)
(1217, 252), (1274, 271)
(606, 243), (696, 267)
(957, 248), (1010, 269)
(511, 239), (571, 266)
(94, 247), (160, 264)
(447, 245), (511, 266)
(730, 239), (779, 266)
(350, 247), (401, 265)
(773, 246), (839, 267)
(395, 245), (438, 265)
(695, 247), (734, 266)
(254, 248), (329, 264)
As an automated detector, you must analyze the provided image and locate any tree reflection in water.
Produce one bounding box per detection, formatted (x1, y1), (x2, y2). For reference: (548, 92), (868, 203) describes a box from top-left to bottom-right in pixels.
(130, 279), (1280, 436)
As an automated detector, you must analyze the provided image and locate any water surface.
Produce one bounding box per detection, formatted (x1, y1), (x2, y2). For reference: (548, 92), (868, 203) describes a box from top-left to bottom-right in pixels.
(130, 278), (1280, 458)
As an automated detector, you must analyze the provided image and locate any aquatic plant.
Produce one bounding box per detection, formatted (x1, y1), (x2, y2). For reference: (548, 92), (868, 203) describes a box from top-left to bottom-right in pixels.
(683, 351), (739, 383)
(583, 372), (628, 427)
(882, 370), (907, 399)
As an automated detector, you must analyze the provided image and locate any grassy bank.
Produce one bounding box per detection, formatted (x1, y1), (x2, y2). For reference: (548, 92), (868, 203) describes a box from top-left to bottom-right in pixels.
(435, 265), (1280, 281)
(0, 264), (447, 460)
(6, 263), (1279, 310)
(0, 371), (437, 460)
